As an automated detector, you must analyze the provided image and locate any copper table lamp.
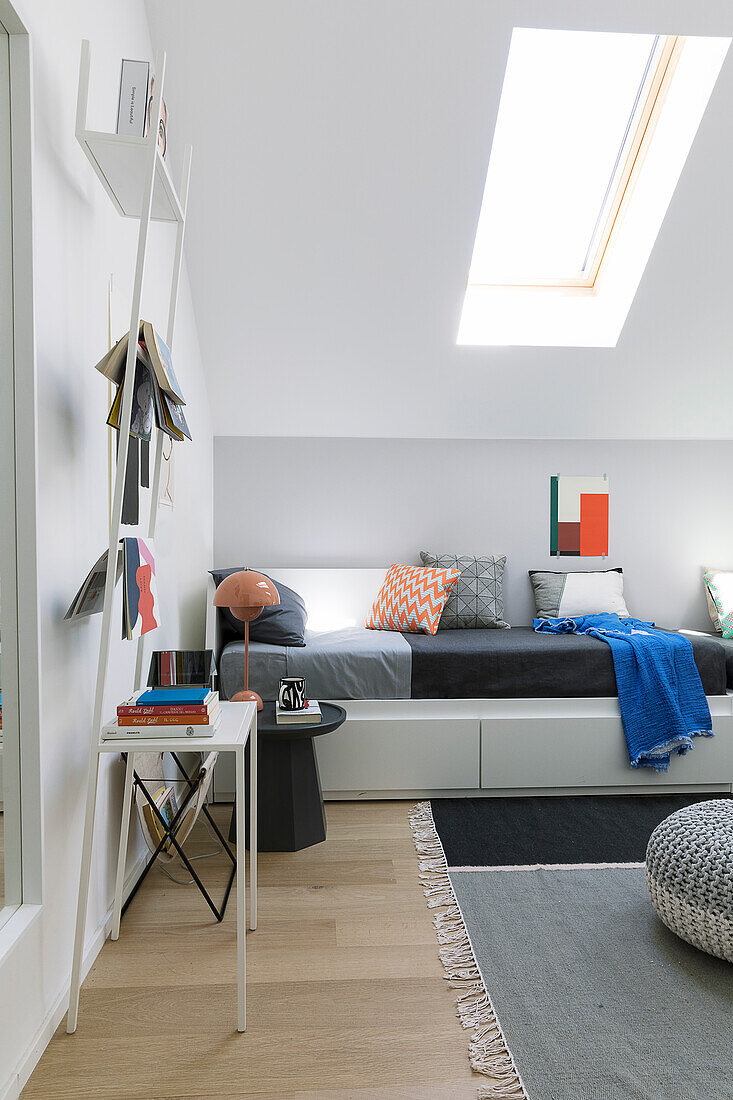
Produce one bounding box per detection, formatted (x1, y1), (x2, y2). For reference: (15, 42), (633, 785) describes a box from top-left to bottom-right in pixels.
(213, 569), (280, 710)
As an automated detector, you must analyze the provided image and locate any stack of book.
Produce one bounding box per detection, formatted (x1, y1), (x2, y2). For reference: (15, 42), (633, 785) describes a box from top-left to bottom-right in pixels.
(102, 687), (220, 739)
(275, 699), (322, 725)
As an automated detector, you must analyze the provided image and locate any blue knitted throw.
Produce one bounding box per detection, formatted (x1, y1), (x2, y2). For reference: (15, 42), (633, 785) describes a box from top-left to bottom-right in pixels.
(534, 614), (713, 771)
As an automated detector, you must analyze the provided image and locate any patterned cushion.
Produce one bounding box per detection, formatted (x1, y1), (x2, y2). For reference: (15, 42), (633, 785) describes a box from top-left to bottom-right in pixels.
(420, 551), (509, 630)
(703, 569), (733, 637)
(365, 564), (461, 636)
(529, 567), (628, 619)
(646, 800), (733, 962)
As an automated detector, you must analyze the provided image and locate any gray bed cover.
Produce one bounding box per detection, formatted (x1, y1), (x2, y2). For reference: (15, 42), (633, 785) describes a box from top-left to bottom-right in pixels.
(220, 626), (411, 701)
(219, 624), (729, 701)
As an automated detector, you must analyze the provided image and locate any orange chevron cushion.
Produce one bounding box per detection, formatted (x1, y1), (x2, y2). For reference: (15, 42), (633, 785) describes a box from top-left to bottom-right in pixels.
(365, 564), (461, 635)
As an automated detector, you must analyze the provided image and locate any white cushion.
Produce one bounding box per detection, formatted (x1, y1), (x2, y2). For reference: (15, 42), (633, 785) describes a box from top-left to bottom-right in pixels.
(560, 570), (628, 618)
(529, 568), (629, 619)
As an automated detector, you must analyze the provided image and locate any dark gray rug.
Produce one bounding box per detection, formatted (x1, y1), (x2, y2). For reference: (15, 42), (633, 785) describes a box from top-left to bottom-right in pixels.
(451, 866), (733, 1100)
(431, 793), (731, 867)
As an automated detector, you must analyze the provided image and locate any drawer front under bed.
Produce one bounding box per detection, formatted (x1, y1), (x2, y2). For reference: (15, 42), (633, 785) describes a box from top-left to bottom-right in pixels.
(480, 713), (733, 789)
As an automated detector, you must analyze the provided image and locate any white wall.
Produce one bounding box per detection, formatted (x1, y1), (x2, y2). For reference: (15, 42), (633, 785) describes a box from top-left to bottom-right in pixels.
(215, 436), (733, 631)
(0, 3), (213, 1093)
(146, 0), (733, 440)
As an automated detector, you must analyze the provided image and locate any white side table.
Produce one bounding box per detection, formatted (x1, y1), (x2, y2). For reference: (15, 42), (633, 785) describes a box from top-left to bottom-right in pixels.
(67, 700), (257, 1033)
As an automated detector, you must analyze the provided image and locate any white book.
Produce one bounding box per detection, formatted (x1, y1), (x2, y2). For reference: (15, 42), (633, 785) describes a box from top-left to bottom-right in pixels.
(275, 700), (322, 724)
(116, 59), (150, 137)
(102, 714), (220, 740)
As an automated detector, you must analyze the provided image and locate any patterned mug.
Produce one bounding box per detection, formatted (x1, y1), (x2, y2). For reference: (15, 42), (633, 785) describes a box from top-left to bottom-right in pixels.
(278, 676), (307, 711)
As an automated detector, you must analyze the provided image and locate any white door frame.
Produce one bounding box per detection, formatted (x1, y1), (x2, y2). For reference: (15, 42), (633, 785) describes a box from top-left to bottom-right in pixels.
(0, 0), (42, 951)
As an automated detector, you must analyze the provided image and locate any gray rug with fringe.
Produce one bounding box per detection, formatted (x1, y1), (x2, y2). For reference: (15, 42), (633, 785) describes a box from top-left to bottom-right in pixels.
(410, 802), (733, 1100)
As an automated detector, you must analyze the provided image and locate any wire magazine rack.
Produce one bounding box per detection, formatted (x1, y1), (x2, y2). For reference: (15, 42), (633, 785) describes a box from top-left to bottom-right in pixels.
(127, 750), (236, 923)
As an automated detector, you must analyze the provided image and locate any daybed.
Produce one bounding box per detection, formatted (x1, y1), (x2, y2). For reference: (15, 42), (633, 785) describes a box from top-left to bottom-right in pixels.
(206, 570), (733, 802)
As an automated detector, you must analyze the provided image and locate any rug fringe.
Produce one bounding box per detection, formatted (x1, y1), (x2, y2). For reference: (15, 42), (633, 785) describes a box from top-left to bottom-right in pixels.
(408, 802), (528, 1100)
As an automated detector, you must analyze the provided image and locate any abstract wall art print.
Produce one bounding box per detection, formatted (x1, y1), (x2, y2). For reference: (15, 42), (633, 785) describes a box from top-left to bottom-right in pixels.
(550, 475), (609, 557)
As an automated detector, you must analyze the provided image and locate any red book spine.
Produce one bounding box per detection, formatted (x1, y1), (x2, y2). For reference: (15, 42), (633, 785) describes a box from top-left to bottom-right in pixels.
(117, 703), (211, 716)
(117, 713), (212, 726)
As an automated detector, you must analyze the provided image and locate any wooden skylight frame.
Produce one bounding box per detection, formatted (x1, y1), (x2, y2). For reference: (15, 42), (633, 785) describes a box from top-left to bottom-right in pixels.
(476, 33), (686, 294)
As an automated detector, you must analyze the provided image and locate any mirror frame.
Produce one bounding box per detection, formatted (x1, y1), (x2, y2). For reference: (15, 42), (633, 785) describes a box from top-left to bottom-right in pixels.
(0, 12), (22, 921)
(0, 0), (41, 947)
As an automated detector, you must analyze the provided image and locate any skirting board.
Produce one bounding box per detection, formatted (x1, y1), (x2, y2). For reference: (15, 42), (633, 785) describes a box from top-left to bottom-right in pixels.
(0, 848), (148, 1100)
(321, 784), (733, 800)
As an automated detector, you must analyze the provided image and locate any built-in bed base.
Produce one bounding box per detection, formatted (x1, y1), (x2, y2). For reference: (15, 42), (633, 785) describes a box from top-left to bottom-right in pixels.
(211, 694), (733, 802)
(207, 570), (733, 801)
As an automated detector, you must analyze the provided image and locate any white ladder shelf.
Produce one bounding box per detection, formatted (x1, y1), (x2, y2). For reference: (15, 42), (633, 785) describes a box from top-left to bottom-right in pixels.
(67, 39), (193, 1033)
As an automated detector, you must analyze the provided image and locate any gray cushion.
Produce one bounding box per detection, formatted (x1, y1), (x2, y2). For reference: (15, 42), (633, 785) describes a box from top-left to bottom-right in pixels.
(528, 567), (627, 619)
(419, 551), (509, 629)
(210, 567), (307, 647)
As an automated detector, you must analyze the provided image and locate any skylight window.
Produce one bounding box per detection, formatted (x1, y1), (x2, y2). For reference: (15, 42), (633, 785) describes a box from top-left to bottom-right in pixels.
(458, 28), (731, 346)
(471, 30), (672, 286)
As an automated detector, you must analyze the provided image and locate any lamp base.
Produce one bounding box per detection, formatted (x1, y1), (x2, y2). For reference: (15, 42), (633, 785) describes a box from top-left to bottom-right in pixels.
(231, 688), (263, 711)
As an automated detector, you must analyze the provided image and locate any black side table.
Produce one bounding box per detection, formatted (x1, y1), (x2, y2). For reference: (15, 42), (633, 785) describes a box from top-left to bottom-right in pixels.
(229, 701), (347, 852)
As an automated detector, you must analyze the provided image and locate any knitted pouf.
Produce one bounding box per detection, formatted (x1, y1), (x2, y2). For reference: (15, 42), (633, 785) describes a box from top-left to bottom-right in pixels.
(646, 799), (733, 962)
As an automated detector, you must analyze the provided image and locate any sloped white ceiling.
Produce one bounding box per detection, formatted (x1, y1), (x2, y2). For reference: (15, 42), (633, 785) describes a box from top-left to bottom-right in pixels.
(145, 0), (733, 438)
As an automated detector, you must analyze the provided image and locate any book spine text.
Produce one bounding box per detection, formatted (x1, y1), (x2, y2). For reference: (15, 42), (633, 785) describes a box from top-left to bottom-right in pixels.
(117, 713), (212, 726)
(117, 703), (211, 716)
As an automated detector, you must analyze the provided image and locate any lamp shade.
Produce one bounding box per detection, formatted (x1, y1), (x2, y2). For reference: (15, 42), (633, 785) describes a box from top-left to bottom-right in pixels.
(213, 569), (280, 622)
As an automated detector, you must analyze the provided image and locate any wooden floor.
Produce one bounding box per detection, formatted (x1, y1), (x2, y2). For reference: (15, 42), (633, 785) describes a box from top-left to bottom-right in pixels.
(23, 802), (480, 1099)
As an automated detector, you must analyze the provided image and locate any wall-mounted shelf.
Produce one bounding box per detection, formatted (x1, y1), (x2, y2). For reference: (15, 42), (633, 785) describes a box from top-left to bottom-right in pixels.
(77, 131), (183, 222)
(75, 40), (184, 223)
